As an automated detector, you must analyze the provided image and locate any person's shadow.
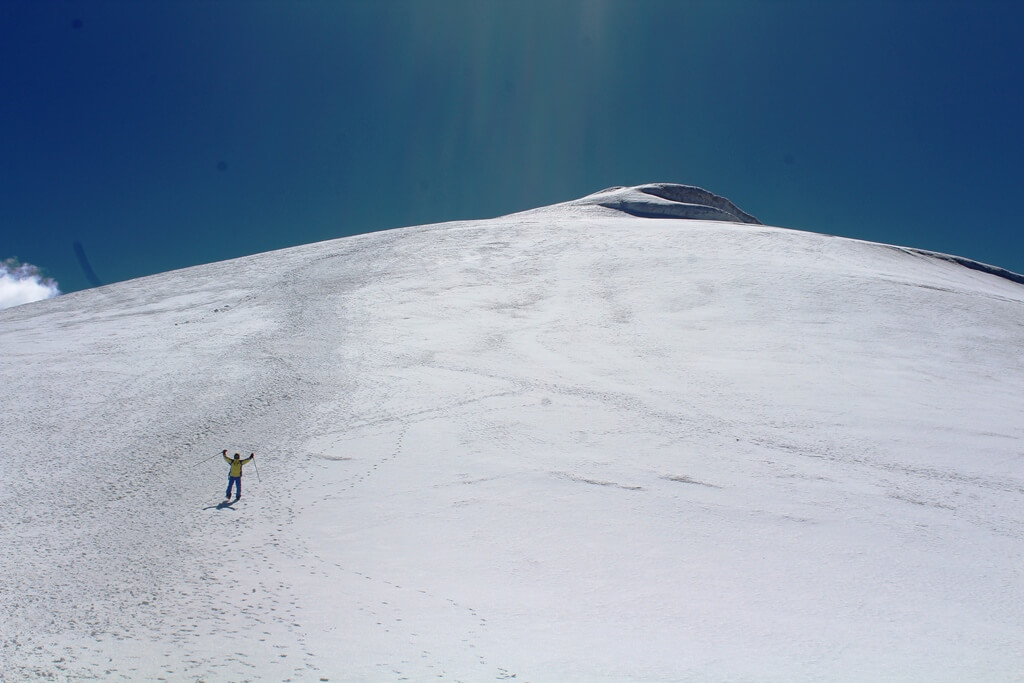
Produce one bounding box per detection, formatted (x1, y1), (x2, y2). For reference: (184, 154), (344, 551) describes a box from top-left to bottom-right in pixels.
(203, 500), (237, 511)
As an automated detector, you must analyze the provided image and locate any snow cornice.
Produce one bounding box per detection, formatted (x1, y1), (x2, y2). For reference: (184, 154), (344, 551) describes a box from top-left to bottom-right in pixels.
(574, 183), (762, 224)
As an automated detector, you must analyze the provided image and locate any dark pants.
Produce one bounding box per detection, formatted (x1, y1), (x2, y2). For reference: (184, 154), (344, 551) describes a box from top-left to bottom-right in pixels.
(226, 476), (241, 499)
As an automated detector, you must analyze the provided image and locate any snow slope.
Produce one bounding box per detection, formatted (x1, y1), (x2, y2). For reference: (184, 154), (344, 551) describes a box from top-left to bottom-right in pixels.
(2, 185), (1023, 681)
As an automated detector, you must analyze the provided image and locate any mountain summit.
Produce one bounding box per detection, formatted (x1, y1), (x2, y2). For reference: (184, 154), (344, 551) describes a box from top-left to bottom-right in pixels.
(572, 182), (762, 223)
(2, 186), (1023, 681)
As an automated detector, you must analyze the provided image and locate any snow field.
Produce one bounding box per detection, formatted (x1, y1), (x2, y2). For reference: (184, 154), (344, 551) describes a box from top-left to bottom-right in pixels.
(2, 203), (1023, 680)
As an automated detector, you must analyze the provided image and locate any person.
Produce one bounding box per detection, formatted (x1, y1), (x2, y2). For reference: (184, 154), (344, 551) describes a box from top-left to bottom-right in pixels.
(223, 450), (254, 501)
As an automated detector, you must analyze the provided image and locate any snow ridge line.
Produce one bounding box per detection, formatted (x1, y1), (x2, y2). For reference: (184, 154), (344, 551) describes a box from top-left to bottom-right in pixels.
(894, 245), (1024, 287)
(577, 183), (762, 224)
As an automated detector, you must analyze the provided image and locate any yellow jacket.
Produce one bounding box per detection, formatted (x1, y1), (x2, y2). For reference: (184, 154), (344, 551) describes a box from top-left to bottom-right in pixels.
(224, 453), (253, 477)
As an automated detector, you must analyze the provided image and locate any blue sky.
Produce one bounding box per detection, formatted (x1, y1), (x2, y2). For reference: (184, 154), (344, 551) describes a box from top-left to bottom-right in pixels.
(3, 0), (1023, 295)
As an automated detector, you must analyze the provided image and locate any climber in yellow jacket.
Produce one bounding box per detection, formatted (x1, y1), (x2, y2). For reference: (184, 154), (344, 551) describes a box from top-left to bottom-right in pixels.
(223, 450), (254, 501)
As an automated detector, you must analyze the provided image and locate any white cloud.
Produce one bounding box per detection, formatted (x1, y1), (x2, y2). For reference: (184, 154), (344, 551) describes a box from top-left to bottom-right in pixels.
(0, 259), (61, 310)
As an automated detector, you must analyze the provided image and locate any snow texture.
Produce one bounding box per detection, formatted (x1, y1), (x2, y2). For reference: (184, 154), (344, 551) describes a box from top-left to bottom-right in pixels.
(2, 184), (1023, 681)
(570, 183), (762, 223)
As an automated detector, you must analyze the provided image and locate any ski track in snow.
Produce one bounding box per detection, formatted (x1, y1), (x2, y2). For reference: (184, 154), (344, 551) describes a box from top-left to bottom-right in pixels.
(3, 198), (1024, 681)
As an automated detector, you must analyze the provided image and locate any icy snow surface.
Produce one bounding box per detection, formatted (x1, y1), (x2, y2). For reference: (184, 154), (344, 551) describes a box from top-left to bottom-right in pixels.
(569, 183), (762, 224)
(2, 185), (1024, 681)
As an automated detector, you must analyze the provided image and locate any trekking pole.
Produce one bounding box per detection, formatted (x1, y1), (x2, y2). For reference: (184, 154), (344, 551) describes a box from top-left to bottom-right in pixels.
(251, 453), (261, 482)
(194, 450), (224, 468)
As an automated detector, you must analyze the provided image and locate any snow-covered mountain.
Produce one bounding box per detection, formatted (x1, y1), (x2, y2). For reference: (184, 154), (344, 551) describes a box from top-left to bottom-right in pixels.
(2, 184), (1023, 682)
